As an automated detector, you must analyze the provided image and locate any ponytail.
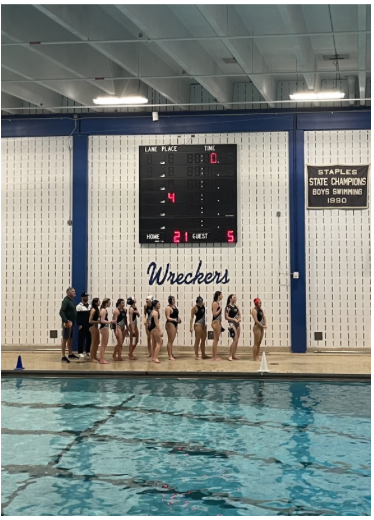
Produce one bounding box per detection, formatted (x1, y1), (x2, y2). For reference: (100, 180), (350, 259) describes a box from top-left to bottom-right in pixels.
(226, 294), (234, 307)
(213, 291), (222, 302)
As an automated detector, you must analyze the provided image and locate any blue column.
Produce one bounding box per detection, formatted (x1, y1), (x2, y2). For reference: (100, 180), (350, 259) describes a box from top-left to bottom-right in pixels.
(289, 130), (307, 353)
(71, 135), (89, 351)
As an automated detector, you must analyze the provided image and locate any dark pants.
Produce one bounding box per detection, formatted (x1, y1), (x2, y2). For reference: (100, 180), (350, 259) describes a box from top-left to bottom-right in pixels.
(78, 326), (92, 354)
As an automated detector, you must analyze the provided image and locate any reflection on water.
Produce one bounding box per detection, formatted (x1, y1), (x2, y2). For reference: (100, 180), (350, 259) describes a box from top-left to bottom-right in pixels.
(1, 378), (371, 516)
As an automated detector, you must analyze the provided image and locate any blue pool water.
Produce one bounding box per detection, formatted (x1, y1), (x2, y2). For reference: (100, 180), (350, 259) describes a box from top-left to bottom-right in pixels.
(1, 378), (371, 516)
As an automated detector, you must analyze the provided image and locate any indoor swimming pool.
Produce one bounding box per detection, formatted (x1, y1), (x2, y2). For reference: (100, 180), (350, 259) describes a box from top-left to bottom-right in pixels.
(1, 377), (371, 516)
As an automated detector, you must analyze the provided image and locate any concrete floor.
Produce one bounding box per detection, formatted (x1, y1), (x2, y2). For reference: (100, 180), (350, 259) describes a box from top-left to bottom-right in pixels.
(1, 347), (371, 376)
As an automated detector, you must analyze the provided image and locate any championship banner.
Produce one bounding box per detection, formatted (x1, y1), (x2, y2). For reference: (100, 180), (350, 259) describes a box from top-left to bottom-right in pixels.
(307, 165), (369, 209)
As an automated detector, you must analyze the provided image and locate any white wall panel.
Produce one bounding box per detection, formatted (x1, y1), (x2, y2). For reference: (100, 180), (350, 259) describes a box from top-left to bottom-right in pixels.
(1, 137), (72, 346)
(305, 130), (371, 348)
(88, 132), (290, 348)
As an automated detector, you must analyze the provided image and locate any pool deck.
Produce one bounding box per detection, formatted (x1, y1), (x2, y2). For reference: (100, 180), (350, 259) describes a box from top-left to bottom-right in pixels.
(1, 347), (371, 380)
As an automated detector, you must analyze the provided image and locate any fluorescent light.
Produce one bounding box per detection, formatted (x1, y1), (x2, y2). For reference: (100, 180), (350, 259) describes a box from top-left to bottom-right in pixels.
(93, 96), (148, 105)
(289, 92), (345, 100)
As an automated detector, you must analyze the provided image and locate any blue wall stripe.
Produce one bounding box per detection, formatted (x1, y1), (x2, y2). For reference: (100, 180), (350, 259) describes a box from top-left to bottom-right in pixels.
(71, 135), (89, 351)
(289, 130), (307, 353)
(297, 111), (371, 130)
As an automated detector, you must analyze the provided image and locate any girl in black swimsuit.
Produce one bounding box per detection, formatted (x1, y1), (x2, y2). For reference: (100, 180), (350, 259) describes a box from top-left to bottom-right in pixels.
(143, 295), (153, 358)
(127, 297), (140, 360)
(211, 291), (223, 361)
(99, 298), (115, 364)
(148, 299), (162, 363)
(252, 298), (267, 361)
(112, 298), (127, 361)
(190, 296), (210, 360)
(225, 294), (242, 361)
(89, 298), (101, 363)
(165, 295), (181, 361)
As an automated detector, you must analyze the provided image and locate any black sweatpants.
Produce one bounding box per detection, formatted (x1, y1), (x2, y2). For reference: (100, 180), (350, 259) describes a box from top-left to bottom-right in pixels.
(78, 326), (92, 354)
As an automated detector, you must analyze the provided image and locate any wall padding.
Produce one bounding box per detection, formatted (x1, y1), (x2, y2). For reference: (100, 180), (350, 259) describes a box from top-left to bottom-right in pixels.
(1, 137), (72, 346)
(88, 133), (290, 348)
(305, 130), (371, 348)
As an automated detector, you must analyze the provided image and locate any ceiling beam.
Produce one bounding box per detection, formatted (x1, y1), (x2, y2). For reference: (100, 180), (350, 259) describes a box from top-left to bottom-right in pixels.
(1, 82), (62, 112)
(277, 5), (315, 89)
(0, 92), (26, 114)
(197, 5), (275, 106)
(34, 4), (190, 106)
(357, 5), (367, 106)
(1, 30), (370, 46)
(1, 54), (107, 110)
(114, 5), (232, 104)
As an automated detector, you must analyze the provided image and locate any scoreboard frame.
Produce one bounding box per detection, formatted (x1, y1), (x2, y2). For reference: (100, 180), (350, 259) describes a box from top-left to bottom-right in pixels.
(139, 144), (238, 244)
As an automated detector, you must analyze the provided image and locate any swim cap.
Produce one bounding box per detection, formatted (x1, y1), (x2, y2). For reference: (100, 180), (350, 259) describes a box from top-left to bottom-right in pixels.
(146, 295), (153, 301)
(127, 297), (135, 306)
(254, 298), (260, 306)
(196, 296), (203, 304)
(152, 299), (159, 308)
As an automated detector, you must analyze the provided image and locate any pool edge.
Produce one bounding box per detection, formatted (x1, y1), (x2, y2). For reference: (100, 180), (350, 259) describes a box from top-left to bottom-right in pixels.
(1, 369), (371, 382)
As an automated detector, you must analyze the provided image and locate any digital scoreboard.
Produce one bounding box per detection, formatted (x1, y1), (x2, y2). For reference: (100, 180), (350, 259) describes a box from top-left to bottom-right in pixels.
(139, 144), (237, 244)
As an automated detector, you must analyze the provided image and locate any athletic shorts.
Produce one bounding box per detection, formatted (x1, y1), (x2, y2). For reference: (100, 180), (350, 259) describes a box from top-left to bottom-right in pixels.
(62, 325), (74, 340)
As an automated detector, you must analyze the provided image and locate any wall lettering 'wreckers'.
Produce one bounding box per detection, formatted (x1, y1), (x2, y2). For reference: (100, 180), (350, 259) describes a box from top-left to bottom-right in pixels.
(147, 260), (230, 286)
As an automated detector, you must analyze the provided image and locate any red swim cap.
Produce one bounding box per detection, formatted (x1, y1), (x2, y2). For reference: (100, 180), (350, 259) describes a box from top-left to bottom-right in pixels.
(254, 298), (260, 306)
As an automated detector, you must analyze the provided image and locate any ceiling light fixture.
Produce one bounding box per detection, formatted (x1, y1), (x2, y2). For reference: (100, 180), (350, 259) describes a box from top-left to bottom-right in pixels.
(289, 92), (345, 100)
(93, 95), (148, 105)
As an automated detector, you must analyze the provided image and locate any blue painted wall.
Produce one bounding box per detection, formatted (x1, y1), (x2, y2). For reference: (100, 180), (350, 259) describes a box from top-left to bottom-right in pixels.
(2, 108), (370, 352)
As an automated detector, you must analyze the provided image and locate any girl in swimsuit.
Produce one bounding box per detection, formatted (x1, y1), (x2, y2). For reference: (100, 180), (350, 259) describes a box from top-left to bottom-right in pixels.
(148, 299), (162, 363)
(89, 298), (100, 363)
(190, 296), (210, 360)
(143, 295), (153, 358)
(225, 294), (242, 361)
(165, 295), (181, 361)
(99, 298), (115, 364)
(252, 298), (267, 361)
(127, 297), (140, 360)
(112, 298), (127, 361)
(211, 291), (223, 361)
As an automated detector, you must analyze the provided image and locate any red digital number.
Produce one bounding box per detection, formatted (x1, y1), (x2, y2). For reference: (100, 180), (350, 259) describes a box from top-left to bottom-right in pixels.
(173, 231), (181, 243)
(168, 192), (176, 203)
(184, 232), (188, 242)
(227, 230), (235, 243)
(210, 152), (217, 164)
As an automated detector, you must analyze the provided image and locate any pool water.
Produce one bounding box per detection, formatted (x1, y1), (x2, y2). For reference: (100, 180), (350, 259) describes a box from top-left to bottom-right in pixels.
(1, 378), (371, 516)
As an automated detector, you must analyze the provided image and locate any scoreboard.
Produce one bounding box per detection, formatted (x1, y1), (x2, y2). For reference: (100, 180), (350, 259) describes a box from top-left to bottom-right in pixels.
(139, 144), (237, 244)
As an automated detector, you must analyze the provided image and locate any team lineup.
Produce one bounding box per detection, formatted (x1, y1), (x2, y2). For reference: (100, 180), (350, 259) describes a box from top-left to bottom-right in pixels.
(59, 288), (267, 364)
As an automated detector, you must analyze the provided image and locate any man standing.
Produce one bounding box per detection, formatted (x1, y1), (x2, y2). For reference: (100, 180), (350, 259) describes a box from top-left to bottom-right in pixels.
(60, 287), (78, 363)
(76, 292), (92, 360)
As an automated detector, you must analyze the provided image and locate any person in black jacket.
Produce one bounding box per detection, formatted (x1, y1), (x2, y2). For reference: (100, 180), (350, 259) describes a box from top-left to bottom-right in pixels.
(76, 292), (92, 360)
(59, 287), (78, 363)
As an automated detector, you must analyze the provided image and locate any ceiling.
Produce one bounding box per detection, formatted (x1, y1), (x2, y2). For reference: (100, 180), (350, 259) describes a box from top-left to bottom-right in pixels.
(1, 4), (371, 114)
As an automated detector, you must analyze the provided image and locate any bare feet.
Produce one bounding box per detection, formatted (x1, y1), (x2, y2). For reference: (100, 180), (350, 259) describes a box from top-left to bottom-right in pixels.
(99, 359), (109, 364)
(228, 356), (233, 361)
(202, 355), (211, 359)
(233, 356), (240, 360)
(153, 358), (161, 363)
(129, 355), (137, 360)
(90, 358), (99, 363)
(195, 356), (201, 360)
(147, 354), (152, 358)
(168, 356), (176, 361)
(256, 356), (261, 361)
(213, 357), (222, 361)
